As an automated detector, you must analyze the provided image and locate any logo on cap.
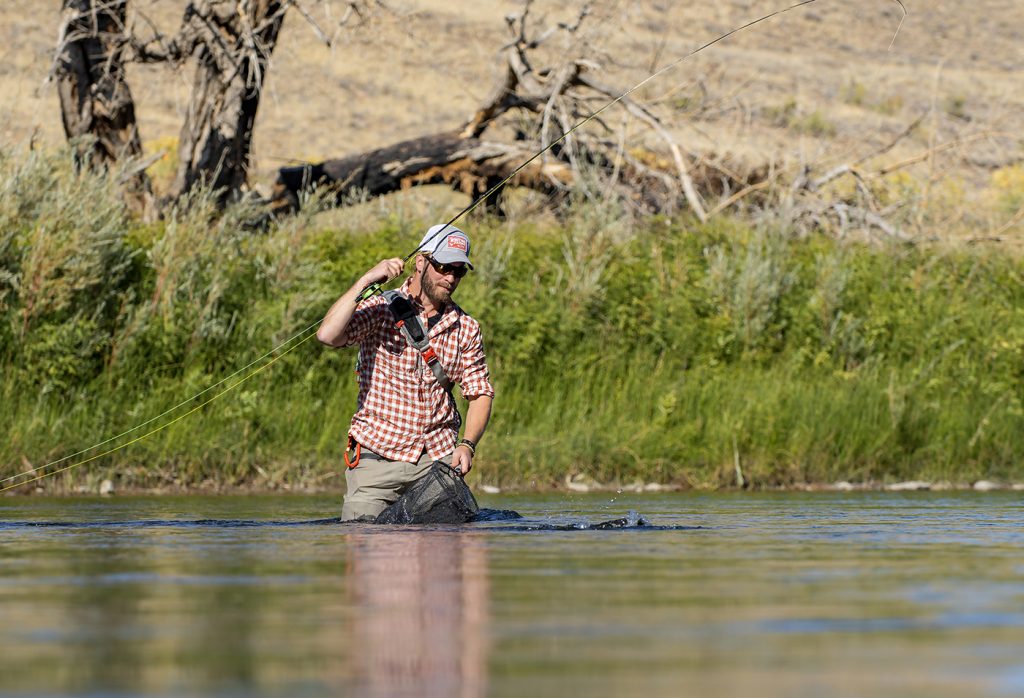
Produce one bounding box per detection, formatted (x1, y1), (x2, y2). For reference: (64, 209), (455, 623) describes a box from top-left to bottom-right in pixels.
(447, 235), (468, 252)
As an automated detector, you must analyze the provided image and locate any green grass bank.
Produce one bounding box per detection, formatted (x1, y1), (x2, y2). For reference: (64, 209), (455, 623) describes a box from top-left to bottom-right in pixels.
(2, 149), (1023, 492)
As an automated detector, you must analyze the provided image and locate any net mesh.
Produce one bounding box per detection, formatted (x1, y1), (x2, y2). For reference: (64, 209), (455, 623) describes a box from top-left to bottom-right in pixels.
(374, 461), (480, 524)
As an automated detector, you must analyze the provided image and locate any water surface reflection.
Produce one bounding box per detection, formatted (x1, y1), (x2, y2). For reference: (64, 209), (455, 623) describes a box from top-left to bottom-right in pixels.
(2, 493), (1024, 698)
(346, 531), (489, 698)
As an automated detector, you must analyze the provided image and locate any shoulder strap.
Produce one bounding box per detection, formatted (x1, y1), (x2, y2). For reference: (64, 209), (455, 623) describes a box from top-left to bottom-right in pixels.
(383, 291), (453, 391)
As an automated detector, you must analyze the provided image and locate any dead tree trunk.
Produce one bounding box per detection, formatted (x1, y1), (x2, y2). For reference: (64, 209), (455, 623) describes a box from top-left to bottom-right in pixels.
(169, 1), (286, 203)
(54, 0), (152, 209)
(56, 0), (142, 166)
(52, 0), (389, 214)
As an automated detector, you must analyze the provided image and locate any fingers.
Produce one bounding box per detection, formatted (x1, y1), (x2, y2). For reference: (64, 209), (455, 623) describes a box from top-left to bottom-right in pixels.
(382, 257), (404, 280)
(451, 450), (472, 475)
(367, 258), (404, 284)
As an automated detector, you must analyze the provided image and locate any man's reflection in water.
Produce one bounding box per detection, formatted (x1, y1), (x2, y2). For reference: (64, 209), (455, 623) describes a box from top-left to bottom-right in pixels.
(346, 531), (490, 698)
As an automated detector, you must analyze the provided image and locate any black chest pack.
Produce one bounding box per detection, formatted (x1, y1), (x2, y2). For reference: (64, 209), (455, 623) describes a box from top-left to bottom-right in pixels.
(382, 290), (453, 391)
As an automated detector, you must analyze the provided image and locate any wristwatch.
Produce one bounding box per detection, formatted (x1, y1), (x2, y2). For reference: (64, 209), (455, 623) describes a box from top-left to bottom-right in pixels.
(457, 438), (477, 455)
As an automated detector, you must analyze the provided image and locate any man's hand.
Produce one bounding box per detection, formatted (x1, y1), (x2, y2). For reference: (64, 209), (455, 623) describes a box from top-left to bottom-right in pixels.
(452, 445), (473, 475)
(363, 258), (404, 287)
(317, 257), (406, 347)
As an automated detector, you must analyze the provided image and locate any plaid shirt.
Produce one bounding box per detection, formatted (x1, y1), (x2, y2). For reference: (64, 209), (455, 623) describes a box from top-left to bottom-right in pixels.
(342, 279), (495, 461)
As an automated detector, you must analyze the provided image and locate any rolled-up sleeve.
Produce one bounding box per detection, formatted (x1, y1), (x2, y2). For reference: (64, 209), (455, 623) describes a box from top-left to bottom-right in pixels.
(341, 296), (388, 347)
(459, 321), (495, 399)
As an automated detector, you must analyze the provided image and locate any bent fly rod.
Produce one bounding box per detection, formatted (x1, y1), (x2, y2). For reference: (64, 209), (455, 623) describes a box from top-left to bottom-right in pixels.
(1, 0), (906, 493)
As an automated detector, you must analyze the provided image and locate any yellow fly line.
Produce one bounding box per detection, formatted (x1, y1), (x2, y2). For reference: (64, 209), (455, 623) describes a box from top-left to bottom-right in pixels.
(1, 326), (320, 494)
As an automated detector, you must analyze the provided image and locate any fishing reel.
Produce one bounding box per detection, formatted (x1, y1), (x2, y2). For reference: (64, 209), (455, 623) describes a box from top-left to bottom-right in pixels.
(356, 281), (385, 302)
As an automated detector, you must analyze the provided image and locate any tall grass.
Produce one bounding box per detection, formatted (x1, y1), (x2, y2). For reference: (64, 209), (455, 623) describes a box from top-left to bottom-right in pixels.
(2, 148), (1023, 491)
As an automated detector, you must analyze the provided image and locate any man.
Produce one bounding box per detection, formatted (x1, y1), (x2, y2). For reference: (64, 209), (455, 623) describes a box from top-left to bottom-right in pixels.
(317, 224), (495, 521)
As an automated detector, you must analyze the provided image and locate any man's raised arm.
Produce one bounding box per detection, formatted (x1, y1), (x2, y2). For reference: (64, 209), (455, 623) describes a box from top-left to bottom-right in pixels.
(316, 258), (404, 347)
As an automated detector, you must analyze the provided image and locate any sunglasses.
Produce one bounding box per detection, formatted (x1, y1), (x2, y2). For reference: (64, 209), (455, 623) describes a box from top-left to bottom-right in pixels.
(425, 256), (469, 278)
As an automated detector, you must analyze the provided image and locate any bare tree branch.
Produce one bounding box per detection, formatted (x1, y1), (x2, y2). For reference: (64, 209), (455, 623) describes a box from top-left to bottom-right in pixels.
(287, 0), (334, 47)
(276, 3), (723, 219)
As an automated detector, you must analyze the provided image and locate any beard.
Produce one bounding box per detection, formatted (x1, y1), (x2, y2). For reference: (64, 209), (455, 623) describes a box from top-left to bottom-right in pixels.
(421, 266), (452, 307)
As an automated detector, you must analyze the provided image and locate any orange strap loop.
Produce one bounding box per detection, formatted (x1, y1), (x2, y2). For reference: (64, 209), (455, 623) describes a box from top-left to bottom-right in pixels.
(344, 435), (361, 469)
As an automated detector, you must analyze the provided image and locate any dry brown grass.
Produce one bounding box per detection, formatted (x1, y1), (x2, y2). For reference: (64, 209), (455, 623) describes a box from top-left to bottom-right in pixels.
(2, 1), (1022, 238)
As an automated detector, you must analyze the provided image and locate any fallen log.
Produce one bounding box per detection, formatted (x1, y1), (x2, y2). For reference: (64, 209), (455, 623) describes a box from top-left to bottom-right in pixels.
(269, 127), (688, 217)
(270, 131), (573, 215)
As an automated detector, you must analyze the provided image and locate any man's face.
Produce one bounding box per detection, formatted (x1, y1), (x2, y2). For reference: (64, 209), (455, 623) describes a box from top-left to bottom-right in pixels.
(419, 255), (466, 307)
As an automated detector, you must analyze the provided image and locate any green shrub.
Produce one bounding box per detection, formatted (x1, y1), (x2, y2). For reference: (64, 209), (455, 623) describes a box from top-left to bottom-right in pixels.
(2, 147), (1024, 490)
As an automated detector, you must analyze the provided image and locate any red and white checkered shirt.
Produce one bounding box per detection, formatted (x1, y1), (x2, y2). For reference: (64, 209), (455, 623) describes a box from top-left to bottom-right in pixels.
(341, 279), (495, 461)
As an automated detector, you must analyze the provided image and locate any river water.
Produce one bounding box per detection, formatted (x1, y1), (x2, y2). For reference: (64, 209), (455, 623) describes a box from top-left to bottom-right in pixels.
(1, 492), (1022, 697)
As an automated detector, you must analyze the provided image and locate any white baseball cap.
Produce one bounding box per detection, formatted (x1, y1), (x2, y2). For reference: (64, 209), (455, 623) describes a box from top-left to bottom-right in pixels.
(419, 224), (473, 269)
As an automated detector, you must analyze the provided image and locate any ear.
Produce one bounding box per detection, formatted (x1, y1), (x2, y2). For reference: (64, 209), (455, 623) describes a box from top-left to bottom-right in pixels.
(415, 254), (427, 273)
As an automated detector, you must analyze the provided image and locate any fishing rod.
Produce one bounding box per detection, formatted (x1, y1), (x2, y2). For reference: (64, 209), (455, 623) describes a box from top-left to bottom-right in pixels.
(2, 0), (905, 493)
(356, 0), (905, 302)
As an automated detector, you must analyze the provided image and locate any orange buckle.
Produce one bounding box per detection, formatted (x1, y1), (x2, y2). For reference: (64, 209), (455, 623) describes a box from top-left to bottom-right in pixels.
(421, 346), (437, 363)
